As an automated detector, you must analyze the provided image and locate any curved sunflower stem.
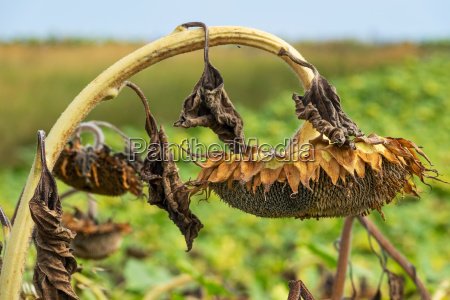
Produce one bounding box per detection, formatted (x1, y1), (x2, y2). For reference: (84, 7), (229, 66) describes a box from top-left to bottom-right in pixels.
(357, 216), (430, 300)
(331, 216), (355, 300)
(0, 25), (314, 299)
(73, 122), (105, 150)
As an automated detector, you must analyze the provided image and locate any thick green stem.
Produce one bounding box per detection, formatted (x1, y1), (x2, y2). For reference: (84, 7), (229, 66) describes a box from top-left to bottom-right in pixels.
(0, 25), (314, 299)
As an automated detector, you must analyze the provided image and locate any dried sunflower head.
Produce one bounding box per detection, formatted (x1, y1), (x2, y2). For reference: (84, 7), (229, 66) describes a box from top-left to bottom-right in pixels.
(189, 121), (438, 220)
(185, 48), (443, 220)
(62, 207), (131, 260)
(53, 122), (143, 197)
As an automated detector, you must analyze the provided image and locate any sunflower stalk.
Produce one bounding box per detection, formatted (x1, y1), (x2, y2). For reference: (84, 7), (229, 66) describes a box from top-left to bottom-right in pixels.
(331, 216), (355, 300)
(357, 216), (430, 299)
(0, 25), (314, 299)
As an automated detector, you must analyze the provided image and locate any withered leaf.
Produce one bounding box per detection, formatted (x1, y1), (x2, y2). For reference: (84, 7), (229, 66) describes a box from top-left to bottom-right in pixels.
(174, 22), (244, 147)
(287, 280), (315, 300)
(278, 48), (363, 147)
(387, 271), (405, 300)
(136, 83), (203, 251)
(29, 131), (79, 300)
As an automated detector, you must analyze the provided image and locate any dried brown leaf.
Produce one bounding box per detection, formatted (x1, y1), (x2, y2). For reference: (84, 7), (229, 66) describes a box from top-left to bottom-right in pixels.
(279, 48), (363, 147)
(174, 22), (244, 146)
(29, 131), (79, 300)
(287, 280), (316, 300)
(387, 271), (405, 300)
(139, 91), (203, 251)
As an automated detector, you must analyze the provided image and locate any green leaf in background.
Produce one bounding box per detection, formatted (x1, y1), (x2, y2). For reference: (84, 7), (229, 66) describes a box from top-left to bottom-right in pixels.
(124, 259), (172, 293)
(301, 242), (338, 269)
(177, 261), (232, 297)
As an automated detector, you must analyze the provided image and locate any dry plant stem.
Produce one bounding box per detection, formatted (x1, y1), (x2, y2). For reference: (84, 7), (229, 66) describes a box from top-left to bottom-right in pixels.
(0, 25), (314, 299)
(357, 216), (430, 300)
(331, 216), (355, 300)
(143, 274), (192, 300)
(73, 122), (105, 149)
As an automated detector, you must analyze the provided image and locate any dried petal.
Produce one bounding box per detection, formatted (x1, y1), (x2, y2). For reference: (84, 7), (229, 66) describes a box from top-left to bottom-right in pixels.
(208, 160), (239, 183)
(354, 156), (366, 178)
(388, 137), (432, 165)
(317, 150), (341, 185)
(284, 164), (301, 194)
(295, 160), (319, 191)
(323, 145), (357, 176)
(355, 143), (382, 173)
(252, 173), (262, 194)
(30, 131), (79, 300)
(240, 160), (264, 183)
(353, 133), (385, 145)
(260, 166), (283, 193)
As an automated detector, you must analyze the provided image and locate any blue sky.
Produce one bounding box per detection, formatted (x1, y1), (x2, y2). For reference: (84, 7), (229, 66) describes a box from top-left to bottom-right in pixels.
(2, 0), (449, 42)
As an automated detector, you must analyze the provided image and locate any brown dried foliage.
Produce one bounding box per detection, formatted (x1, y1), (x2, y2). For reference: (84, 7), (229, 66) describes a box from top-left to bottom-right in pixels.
(29, 131), (79, 300)
(287, 280), (315, 300)
(279, 48), (363, 147)
(137, 83), (203, 251)
(174, 22), (244, 147)
(387, 271), (405, 300)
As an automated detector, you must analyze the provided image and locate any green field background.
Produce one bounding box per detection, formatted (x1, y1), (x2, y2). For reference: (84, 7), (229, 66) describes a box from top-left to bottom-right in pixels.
(0, 41), (449, 299)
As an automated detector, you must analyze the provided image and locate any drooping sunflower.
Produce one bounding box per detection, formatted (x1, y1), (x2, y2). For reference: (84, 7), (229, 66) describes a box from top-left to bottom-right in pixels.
(53, 121), (143, 197)
(181, 38), (441, 221)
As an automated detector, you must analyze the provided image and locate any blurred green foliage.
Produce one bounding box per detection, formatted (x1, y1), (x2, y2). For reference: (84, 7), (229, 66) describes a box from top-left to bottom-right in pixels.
(0, 41), (449, 299)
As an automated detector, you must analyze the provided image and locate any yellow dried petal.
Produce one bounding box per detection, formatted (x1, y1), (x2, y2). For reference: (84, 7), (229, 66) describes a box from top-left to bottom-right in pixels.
(240, 160), (264, 183)
(373, 144), (402, 165)
(284, 164), (301, 194)
(277, 167), (287, 183)
(295, 160), (319, 191)
(260, 166), (283, 192)
(208, 161), (239, 183)
(354, 156), (366, 178)
(356, 150), (382, 173)
(253, 173), (262, 194)
(318, 150), (341, 185)
(339, 166), (347, 184)
(287, 121), (320, 154)
(194, 167), (214, 182)
(324, 145), (357, 175)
